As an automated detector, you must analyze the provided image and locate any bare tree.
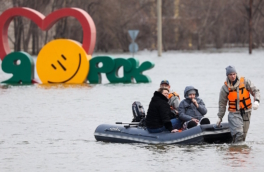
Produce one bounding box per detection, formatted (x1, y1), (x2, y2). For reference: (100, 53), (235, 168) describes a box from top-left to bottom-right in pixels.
(3, 0), (264, 53)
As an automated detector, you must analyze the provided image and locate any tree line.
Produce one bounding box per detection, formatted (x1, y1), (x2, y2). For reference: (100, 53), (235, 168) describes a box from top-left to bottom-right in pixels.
(0, 0), (263, 54)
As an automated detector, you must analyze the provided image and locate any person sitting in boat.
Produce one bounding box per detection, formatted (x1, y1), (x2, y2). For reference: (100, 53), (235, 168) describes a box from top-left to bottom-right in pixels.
(168, 92), (182, 128)
(146, 87), (179, 133)
(168, 91), (180, 115)
(178, 86), (209, 129)
(160, 80), (181, 110)
(160, 80), (182, 129)
(160, 80), (171, 90)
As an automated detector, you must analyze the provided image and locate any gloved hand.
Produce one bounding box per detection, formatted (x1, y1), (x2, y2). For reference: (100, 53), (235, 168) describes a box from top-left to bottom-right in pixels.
(216, 118), (222, 127)
(253, 101), (259, 110)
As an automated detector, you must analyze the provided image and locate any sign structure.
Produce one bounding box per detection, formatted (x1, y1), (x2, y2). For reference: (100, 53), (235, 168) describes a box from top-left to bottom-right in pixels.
(128, 30), (139, 41)
(128, 30), (139, 55)
(0, 8), (154, 84)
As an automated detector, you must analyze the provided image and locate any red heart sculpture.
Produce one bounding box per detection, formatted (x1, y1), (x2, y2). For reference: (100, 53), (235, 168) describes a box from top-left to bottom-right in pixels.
(0, 7), (96, 60)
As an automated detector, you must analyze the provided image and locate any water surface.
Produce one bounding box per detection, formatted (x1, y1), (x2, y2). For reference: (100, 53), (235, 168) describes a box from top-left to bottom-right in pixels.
(1, 49), (264, 171)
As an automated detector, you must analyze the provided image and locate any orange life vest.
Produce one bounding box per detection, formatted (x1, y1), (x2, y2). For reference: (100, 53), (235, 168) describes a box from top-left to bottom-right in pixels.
(168, 92), (180, 100)
(168, 92), (180, 110)
(224, 77), (252, 112)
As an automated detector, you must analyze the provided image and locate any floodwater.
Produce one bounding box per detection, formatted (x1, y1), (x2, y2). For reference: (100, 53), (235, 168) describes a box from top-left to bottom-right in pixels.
(0, 49), (264, 171)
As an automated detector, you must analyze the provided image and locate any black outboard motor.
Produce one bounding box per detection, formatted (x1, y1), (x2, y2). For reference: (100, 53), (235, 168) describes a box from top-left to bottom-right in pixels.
(132, 101), (145, 123)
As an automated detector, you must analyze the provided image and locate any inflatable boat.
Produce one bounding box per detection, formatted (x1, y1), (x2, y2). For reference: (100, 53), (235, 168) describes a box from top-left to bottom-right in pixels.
(94, 122), (232, 144)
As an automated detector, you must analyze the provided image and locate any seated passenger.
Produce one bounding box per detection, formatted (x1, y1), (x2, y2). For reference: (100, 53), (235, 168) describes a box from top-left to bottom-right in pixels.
(146, 88), (179, 133)
(168, 92), (182, 129)
(160, 80), (171, 90)
(178, 86), (210, 129)
(168, 91), (180, 114)
(160, 80), (182, 129)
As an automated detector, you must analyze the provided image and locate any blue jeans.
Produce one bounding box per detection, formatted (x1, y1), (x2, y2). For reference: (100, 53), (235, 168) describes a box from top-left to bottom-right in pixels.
(171, 118), (182, 130)
(147, 118), (182, 133)
(147, 126), (167, 133)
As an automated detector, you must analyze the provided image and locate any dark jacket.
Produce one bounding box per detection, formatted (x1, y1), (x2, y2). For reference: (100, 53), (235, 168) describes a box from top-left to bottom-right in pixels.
(146, 91), (174, 131)
(178, 86), (207, 122)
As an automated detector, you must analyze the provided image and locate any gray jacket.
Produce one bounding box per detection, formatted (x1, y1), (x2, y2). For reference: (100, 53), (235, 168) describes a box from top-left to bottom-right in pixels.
(178, 86), (207, 121)
(217, 75), (261, 119)
(168, 95), (180, 115)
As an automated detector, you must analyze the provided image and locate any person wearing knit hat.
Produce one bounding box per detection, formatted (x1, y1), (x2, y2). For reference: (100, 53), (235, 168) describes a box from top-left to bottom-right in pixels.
(225, 65), (237, 76)
(216, 65), (260, 143)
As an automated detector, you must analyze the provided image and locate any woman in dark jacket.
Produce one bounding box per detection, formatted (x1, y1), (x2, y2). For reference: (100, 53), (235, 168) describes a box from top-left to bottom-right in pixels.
(146, 88), (179, 133)
(178, 86), (209, 129)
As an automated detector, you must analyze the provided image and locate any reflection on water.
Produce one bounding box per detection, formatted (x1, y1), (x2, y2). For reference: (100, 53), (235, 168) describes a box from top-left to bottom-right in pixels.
(37, 83), (92, 89)
(140, 144), (174, 154)
(1, 50), (264, 171)
(0, 84), (10, 89)
(216, 144), (252, 168)
(227, 146), (251, 167)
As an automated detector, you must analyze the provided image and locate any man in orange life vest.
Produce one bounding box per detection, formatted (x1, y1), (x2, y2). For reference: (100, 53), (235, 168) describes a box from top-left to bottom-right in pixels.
(216, 66), (260, 143)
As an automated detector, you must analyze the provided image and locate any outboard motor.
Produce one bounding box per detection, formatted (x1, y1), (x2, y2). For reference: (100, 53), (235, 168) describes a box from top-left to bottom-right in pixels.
(132, 101), (145, 122)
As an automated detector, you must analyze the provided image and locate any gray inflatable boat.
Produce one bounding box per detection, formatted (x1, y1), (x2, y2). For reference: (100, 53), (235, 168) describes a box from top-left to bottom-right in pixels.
(94, 122), (232, 144)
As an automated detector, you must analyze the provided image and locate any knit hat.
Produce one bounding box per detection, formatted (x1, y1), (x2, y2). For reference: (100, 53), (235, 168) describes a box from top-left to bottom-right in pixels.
(225, 65), (237, 76)
(187, 89), (196, 95)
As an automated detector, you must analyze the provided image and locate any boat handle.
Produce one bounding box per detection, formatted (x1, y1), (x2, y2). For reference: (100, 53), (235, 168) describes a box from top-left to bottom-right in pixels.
(213, 124), (223, 130)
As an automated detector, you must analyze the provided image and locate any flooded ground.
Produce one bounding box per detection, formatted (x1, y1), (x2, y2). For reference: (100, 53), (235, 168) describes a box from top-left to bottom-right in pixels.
(0, 49), (264, 171)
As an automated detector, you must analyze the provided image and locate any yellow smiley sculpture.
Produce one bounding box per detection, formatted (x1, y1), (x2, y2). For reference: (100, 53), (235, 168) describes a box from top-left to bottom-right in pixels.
(36, 39), (91, 84)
